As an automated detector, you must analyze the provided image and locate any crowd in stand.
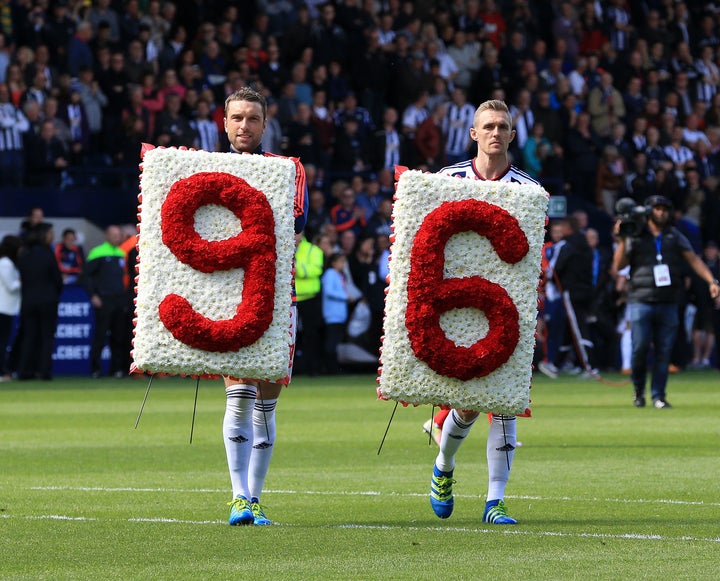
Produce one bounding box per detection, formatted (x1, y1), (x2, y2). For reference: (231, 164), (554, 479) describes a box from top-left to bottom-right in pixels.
(2, 0), (720, 374)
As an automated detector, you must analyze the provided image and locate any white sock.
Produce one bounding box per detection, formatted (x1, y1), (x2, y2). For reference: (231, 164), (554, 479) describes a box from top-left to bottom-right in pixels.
(249, 397), (278, 501)
(487, 415), (516, 501)
(621, 328), (632, 370)
(435, 409), (477, 473)
(223, 384), (257, 499)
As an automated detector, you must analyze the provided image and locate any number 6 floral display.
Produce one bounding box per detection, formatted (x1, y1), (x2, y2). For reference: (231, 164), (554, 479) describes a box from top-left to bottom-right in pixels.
(378, 169), (548, 415)
(132, 146), (296, 380)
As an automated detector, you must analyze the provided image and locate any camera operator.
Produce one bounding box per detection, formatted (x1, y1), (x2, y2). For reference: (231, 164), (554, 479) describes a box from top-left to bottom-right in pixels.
(612, 195), (720, 409)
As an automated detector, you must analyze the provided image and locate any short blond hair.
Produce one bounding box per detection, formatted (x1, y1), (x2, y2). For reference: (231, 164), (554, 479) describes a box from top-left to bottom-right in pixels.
(474, 99), (512, 130)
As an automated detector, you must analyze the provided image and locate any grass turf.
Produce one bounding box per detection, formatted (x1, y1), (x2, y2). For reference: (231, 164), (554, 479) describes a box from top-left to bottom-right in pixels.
(1, 370), (719, 580)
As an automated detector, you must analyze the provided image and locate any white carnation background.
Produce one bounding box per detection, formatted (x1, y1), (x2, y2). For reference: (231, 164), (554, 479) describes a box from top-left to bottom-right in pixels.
(133, 148), (296, 379)
(378, 170), (548, 414)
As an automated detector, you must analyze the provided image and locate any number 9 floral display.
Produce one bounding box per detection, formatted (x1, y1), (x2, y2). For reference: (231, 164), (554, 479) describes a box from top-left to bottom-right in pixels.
(377, 170), (548, 415)
(132, 146), (296, 379)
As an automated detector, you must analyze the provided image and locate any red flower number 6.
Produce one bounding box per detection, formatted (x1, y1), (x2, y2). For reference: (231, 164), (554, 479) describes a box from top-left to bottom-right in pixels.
(406, 199), (529, 380)
(159, 172), (276, 352)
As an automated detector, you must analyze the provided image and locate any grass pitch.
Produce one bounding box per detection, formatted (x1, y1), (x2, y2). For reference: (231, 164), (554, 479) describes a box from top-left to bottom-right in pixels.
(1, 370), (719, 580)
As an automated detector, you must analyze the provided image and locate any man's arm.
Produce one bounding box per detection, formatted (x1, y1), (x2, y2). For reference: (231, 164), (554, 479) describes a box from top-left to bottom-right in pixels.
(682, 249), (720, 299)
(611, 236), (629, 278)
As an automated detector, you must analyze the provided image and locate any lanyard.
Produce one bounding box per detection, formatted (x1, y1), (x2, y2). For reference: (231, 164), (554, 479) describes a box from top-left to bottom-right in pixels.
(655, 233), (663, 263)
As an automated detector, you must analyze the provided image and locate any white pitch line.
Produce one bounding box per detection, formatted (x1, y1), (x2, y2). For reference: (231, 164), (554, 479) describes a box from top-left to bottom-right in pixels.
(1, 514), (719, 544)
(22, 485), (720, 507)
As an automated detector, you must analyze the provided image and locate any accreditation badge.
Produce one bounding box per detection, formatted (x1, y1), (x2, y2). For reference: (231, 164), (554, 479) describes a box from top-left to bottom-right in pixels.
(653, 263), (671, 287)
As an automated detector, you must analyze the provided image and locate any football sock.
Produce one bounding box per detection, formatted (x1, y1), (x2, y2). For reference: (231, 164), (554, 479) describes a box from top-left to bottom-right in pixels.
(487, 414), (516, 501)
(435, 409), (477, 472)
(249, 397), (278, 501)
(223, 384), (257, 499)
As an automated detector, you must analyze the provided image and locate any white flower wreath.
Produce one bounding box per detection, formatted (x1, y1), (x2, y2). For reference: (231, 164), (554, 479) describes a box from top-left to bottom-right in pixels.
(132, 147), (296, 379)
(378, 170), (548, 414)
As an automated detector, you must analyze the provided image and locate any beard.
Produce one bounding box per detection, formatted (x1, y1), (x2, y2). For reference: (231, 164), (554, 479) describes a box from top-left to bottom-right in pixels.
(649, 212), (669, 228)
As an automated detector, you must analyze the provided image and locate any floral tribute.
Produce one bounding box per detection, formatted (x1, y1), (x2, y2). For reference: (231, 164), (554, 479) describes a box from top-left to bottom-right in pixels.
(132, 146), (297, 379)
(377, 169), (548, 415)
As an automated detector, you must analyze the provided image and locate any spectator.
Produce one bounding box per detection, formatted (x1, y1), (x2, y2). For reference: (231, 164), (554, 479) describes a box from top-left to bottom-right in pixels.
(321, 252), (351, 374)
(191, 98), (220, 152)
(368, 106), (403, 172)
(626, 151), (657, 203)
(19, 70), (49, 111)
(401, 89), (429, 164)
(157, 67), (186, 102)
(5, 64), (27, 108)
(595, 144), (628, 215)
(440, 86), (472, 164)
(24, 119), (68, 188)
(42, 96), (73, 153)
(334, 91), (374, 141)
(331, 117), (368, 178)
(98, 50), (131, 153)
(355, 176), (383, 223)
(119, 0), (142, 46)
(679, 165), (708, 230)
(330, 184), (367, 238)
(86, 0), (120, 45)
(470, 44), (504, 105)
(540, 215), (596, 377)
(25, 44), (58, 93)
(59, 89), (90, 165)
(124, 37), (155, 84)
(0, 82), (30, 187)
(16, 223), (63, 381)
(74, 66), (108, 155)
(154, 91), (196, 148)
(366, 197), (393, 239)
(294, 231), (325, 377)
(259, 43), (289, 97)
(585, 226), (616, 370)
(286, 102), (322, 167)
(351, 27), (390, 127)
(0, 235), (22, 382)
(424, 40), (458, 90)
(140, 0), (171, 53)
(663, 125), (695, 187)
(67, 21), (95, 77)
(54, 227), (84, 285)
(83, 224), (128, 379)
(414, 101), (447, 172)
(304, 187), (328, 240)
(346, 235), (382, 351)
(694, 45), (719, 105)
(311, 2), (348, 68)
(537, 220), (567, 377)
(689, 240), (718, 369)
(587, 71), (626, 138)
(564, 110), (603, 203)
(522, 121), (551, 180)
(18, 207), (46, 243)
(43, 1), (76, 71)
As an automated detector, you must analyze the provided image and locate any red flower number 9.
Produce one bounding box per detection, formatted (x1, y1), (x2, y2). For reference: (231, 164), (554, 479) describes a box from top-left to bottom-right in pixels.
(159, 172), (276, 352)
(406, 199), (529, 380)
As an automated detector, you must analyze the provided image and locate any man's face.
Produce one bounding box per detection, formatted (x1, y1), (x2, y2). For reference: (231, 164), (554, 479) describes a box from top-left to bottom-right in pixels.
(224, 99), (266, 153)
(649, 205), (670, 227)
(469, 109), (515, 157)
(107, 226), (123, 247)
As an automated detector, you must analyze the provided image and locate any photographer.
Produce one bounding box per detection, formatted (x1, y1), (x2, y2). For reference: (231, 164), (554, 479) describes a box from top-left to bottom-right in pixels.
(612, 196), (720, 409)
